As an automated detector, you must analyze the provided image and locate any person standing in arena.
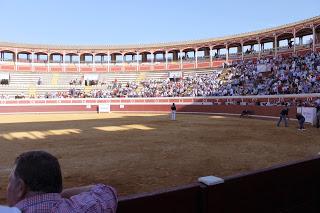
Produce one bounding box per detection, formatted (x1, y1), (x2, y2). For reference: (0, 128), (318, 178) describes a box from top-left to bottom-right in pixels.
(171, 103), (176, 120)
(7, 151), (117, 213)
(277, 106), (289, 127)
(296, 113), (306, 130)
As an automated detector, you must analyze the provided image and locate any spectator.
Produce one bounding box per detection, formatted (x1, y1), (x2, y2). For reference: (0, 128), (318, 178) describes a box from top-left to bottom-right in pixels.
(7, 151), (117, 213)
(37, 77), (42, 85)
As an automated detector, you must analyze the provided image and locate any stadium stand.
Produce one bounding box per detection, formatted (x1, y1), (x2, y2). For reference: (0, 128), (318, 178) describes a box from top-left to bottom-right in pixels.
(0, 16), (320, 212)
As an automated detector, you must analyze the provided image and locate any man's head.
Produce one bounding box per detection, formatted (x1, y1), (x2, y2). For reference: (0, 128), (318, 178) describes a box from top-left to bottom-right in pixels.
(7, 151), (62, 206)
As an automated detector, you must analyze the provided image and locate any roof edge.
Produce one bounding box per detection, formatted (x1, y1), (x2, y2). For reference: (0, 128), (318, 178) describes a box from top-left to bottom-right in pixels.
(0, 15), (319, 50)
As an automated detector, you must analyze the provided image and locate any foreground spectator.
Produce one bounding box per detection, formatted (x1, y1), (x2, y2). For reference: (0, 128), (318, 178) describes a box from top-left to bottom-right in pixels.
(7, 151), (117, 213)
(0, 206), (20, 213)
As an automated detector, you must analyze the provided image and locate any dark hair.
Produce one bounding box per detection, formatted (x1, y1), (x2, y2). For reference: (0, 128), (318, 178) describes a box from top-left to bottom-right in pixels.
(14, 151), (63, 193)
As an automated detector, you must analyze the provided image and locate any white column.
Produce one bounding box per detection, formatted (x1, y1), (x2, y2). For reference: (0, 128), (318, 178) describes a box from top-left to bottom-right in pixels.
(92, 54), (95, 72)
(136, 52), (139, 71)
(180, 50), (183, 70)
(195, 50), (198, 69)
(150, 52), (154, 71)
(209, 47), (213, 67)
(15, 48), (18, 71)
(107, 51), (110, 72)
(313, 26), (316, 52)
(151, 52), (154, 64)
(63, 52), (66, 72)
(258, 40), (261, 59)
(78, 54), (80, 72)
(31, 52), (34, 63)
(241, 43), (244, 60)
(122, 53), (125, 71)
(165, 50), (168, 70)
(47, 52), (50, 72)
(31, 52), (34, 72)
(274, 35), (277, 56)
(293, 28), (296, 53)
(226, 45), (229, 62)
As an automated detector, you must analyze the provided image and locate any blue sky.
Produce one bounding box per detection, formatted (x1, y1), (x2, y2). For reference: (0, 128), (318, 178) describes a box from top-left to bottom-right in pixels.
(0, 0), (319, 45)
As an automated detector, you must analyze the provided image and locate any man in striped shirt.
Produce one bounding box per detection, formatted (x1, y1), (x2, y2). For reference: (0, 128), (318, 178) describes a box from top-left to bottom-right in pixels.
(7, 151), (117, 213)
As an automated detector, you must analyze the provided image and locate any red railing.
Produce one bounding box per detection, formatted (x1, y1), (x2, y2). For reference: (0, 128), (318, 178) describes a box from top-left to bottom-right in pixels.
(0, 45), (315, 72)
(0, 94), (318, 106)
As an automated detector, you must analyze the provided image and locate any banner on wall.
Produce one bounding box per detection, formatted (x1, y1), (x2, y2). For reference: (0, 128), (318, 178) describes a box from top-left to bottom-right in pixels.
(98, 104), (111, 113)
(84, 74), (99, 80)
(0, 73), (9, 79)
(297, 107), (317, 125)
(169, 71), (183, 79)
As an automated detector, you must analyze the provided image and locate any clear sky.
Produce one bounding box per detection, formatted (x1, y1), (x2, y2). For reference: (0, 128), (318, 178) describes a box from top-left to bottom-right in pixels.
(0, 0), (319, 45)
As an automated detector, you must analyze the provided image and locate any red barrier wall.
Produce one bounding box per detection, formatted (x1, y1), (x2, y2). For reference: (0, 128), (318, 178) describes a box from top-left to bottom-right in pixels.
(118, 183), (202, 213)
(117, 156), (320, 213)
(0, 95), (317, 116)
(203, 156), (320, 213)
(0, 103), (297, 118)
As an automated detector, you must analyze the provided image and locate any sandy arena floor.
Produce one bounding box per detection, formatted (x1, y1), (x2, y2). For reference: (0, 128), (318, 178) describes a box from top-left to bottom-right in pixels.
(0, 112), (319, 203)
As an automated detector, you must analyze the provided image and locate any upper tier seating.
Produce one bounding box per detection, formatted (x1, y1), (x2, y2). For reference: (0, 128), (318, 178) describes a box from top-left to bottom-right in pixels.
(0, 51), (319, 99)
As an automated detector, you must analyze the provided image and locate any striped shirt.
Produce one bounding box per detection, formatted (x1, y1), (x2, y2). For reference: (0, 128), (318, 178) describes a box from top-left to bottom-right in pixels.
(15, 184), (117, 213)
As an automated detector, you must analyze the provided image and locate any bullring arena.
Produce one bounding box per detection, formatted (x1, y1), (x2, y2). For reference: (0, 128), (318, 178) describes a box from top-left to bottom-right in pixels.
(0, 16), (320, 212)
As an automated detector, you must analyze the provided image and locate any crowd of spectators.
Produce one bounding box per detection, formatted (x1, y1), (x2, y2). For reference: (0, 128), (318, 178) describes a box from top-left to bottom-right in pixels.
(88, 81), (139, 98)
(1, 51), (320, 100)
(136, 51), (320, 98)
(139, 71), (222, 97)
(223, 51), (320, 96)
(69, 78), (82, 85)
